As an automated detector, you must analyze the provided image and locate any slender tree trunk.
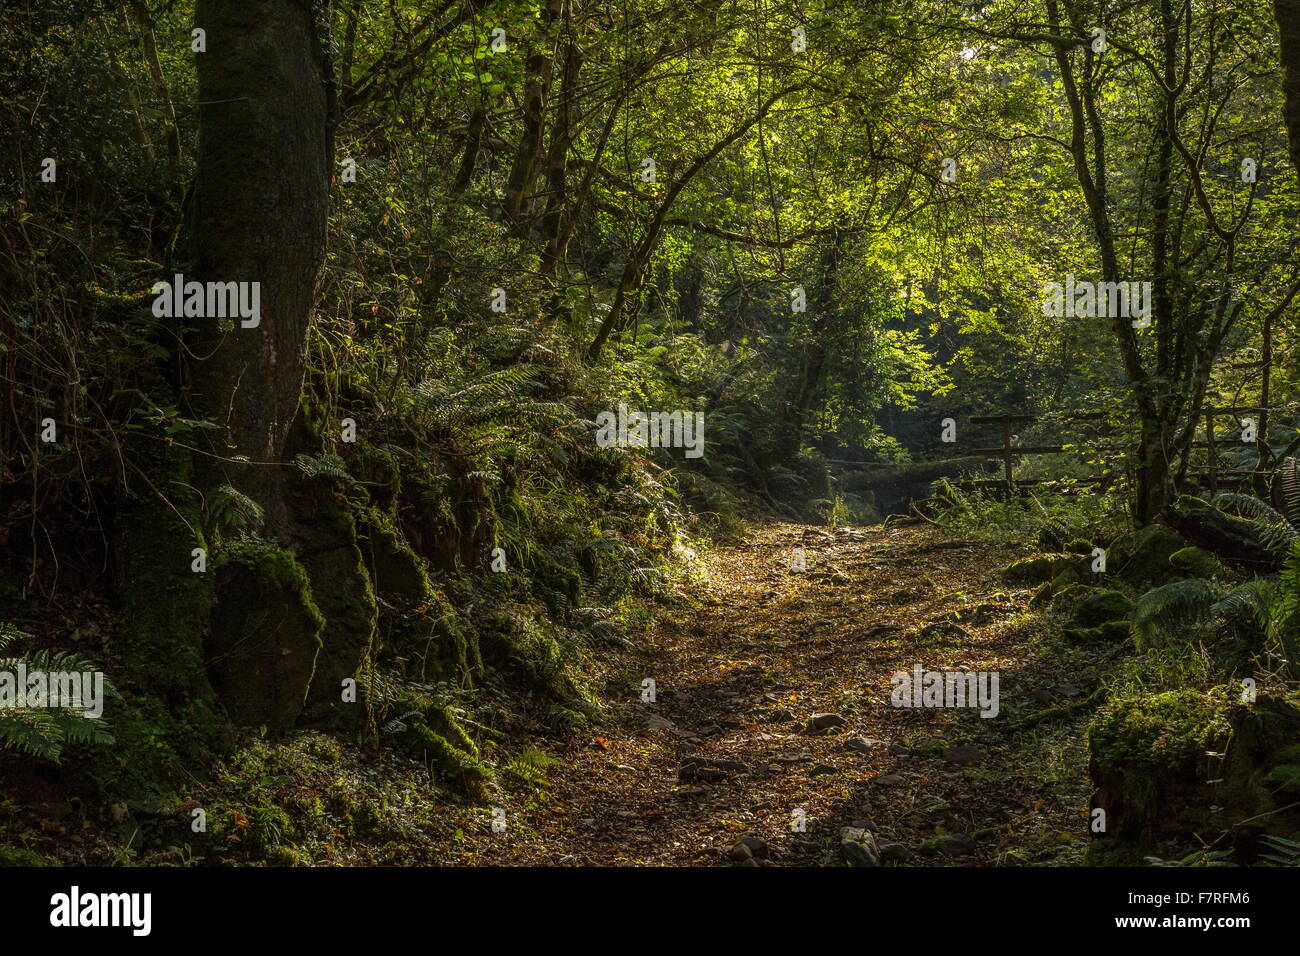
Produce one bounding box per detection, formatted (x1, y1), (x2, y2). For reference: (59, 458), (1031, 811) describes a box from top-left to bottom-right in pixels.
(503, 0), (562, 234)
(1275, 0), (1300, 176)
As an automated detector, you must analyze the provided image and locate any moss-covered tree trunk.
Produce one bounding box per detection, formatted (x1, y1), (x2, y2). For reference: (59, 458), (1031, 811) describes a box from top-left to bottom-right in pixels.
(1276, 0), (1300, 179)
(132, 0), (374, 732)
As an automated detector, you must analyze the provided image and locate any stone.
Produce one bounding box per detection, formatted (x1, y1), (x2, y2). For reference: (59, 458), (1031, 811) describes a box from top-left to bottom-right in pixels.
(840, 827), (881, 866)
(998, 553), (1078, 586)
(942, 743), (982, 766)
(1169, 546), (1224, 579)
(736, 835), (769, 858)
(844, 737), (884, 755)
(937, 832), (976, 856)
(1088, 690), (1300, 859)
(880, 842), (910, 863)
(729, 841), (754, 862)
(1107, 524), (1188, 586)
(1071, 589), (1135, 628)
(809, 712), (847, 731)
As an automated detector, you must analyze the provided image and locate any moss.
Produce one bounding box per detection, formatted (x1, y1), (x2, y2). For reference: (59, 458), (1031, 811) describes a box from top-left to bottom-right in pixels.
(1063, 620), (1132, 644)
(408, 723), (490, 795)
(1000, 554), (1064, 585)
(348, 445), (402, 516)
(81, 691), (226, 805)
(1082, 840), (1149, 867)
(207, 538), (325, 731)
(480, 611), (593, 711)
(1072, 590), (1134, 629)
(364, 511), (432, 601)
(1265, 764), (1300, 792)
(1051, 583), (1094, 609)
(265, 845), (307, 866)
(0, 847), (45, 866)
(1089, 687), (1233, 772)
(119, 445), (218, 706)
(1169, 546), (1224, 580)
(1108, 524), (1187, 586)
(1049, 567), (1081, 594)
(288, 484), (378, 728)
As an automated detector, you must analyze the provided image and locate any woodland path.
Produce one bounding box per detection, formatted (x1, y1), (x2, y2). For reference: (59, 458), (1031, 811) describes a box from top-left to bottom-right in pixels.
(441, 523), (1105, 866)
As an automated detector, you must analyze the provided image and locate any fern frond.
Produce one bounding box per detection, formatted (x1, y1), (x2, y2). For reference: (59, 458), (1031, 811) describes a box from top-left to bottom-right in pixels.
(1277, 458), (1300, 529)
(1131, 578), (1222, 644)
(1212, 492), (1299, 556)
(1211, 578), (1277, 633)
(294, 453), (354, 482)
(206, 483), (264, 539)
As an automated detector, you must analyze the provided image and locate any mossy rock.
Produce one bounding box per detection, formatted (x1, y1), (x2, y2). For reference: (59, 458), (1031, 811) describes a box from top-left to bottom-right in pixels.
(118, 447), (218, 706)
(387, 586), (482, 685)
(363, 513), (432, 603)
(1063, 620), (1132, 644)
(1169, 546), (1224, 580)
(1088, 690), (1300, 857)
(207, 539), (324, 732)
(1051, 583), (1094, 610)
(1071, 590), (1134, 629)
(395, 705), (490, 796)
(1049, 566), (1081, 593)
(286, 481), (378, 729)
(1107, 524), (1189, 587)
(1166, 495), (1285, 572)
(998, 553), (1080, 586)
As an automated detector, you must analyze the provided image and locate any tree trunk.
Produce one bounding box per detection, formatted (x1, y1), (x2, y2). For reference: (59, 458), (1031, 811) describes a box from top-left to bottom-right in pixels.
(1275, 0), (1300, 176)
(179, 0), (363, 732)
(187, 0), (333, 522)
(502, 0), (562, 234)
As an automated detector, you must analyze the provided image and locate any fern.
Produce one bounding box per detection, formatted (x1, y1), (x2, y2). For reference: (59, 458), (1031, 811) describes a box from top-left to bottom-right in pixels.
(1131, 578), (1221, 645)
(1212, 492), (1298, 557)
(205, 483), (265, 540)
(294, 452), (354, 482)
(0, 627), (116, 763)
(1278, 457), (1300, 529)
(1270, 541), (1300, 675)
(1260, 834), (1300, 867)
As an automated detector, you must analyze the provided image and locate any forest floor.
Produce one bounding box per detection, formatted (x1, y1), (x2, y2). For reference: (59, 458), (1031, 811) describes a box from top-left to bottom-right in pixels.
(436, 521), (1117, 866)
(3, 520), (1121, 867)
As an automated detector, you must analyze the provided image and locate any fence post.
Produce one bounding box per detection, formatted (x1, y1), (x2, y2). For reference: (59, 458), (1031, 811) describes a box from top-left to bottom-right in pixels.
(1001, 418), (1013, 491)
(1205, 411), (1217, 496)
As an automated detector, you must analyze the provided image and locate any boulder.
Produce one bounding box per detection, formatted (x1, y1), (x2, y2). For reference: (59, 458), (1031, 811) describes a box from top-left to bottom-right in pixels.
(1169, 545), (1226, 580)
(999, 553), (1081, 586)
(1107, 524), (1188, 586)
(1071, 589), (1134, 629)
(1165, 495), (1286, 572)
(840, 826), (881, 866)
(1088, 689), (1300, 860)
